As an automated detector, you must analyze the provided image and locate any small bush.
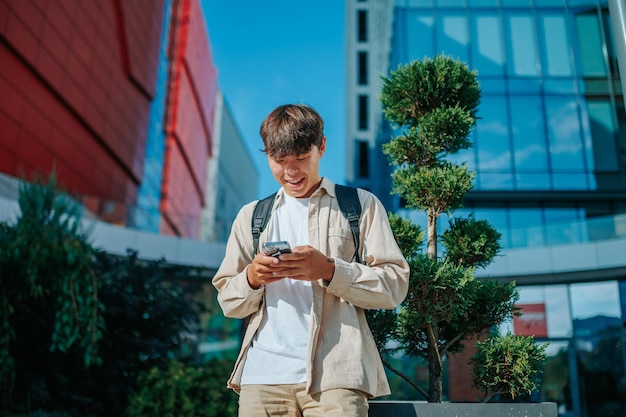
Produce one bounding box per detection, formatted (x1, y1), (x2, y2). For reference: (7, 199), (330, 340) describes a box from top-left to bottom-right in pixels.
(470, 333), (548, 402)
(126, 358), (238, 417)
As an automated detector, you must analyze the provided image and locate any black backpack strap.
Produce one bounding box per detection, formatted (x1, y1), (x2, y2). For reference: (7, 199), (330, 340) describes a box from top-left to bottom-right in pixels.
(251, 192), (277, 256)
(335, 185), (362, 263)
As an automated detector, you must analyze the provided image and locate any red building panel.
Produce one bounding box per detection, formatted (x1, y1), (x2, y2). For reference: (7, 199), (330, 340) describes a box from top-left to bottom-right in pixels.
(161, 0), (217, 238)
(447, 335), (485, 402)
(161, 135), (201, 238)
(185, 0), (217, 145)
(513, 303), (548, 338)
(175, 70), (209, 195)
(114, 0), (165, 98)
(0, 0), (217, 240)
(0, 0), (166, 205)
(0, 48), (132, 200)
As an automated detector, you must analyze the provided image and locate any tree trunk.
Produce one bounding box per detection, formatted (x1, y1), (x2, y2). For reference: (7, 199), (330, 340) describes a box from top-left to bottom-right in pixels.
(426, 323), (443, 402)
(427, 210), (437, 260)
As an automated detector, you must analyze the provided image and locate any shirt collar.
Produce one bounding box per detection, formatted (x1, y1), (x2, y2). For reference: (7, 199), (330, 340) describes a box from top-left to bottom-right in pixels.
(273, 177), (336, 206)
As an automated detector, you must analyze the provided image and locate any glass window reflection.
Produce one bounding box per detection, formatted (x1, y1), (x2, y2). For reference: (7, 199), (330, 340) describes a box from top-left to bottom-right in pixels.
(436, 0), (464, 6)
(470, 14), (504, 76)
(476, 96), (512, 175)
(437, 14), (468, 62)
(575, 13), (607, 77)
(536, 0), (565, 6)
(576, 334), (625, 417)
(545, 96), (585, 171)
(541, 341), (572, 415)
(539, 14), (572, 77)
(570, 281), (621, 332)
(468, 0), (495, 6)
(515, 173), (551, 190)
(408, 0), (433, 6)
(587, 100), (619, 173)
(478, 172), (514, 190)
(407, 12), (434, 61)
(501, 0), (531, 6)
(544, 207), (584, 244)
(509, 208), (545, 248)
(505, 14), (539, 77)
(552, 173), (588, 190)
(508, 285), (573, 338)
(509, 96), (548, 172)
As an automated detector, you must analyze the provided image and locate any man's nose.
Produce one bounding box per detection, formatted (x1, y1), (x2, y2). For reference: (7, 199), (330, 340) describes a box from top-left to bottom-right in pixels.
(284, 162), (299, 173)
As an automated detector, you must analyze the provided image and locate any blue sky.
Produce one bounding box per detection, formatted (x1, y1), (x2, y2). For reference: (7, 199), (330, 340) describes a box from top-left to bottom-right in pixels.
(201, 1), (347, 199)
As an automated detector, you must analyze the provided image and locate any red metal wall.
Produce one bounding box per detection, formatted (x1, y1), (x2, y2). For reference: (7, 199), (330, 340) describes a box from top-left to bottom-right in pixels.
(161, 0), (217, 238)
(0, 0), (165, 204)
(447, 335), (485, 401)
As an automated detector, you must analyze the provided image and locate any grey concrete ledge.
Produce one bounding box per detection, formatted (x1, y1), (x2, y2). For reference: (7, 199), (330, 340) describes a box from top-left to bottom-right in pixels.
(368, 401), (558, 417)
(476, 237), (626, 284)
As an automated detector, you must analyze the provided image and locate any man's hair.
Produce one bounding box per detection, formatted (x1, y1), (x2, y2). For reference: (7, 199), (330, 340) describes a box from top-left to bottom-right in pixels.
(260, 104), (324, 159)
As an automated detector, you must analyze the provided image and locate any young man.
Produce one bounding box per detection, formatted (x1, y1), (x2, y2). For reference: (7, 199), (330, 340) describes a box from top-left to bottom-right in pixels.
(212, 103), (409, 417)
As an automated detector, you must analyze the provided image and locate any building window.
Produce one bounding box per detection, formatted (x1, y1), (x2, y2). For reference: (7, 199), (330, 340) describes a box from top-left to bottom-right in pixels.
(575, 12), (607, 77)
(358, 51), (368, 85)
(505, 14), (539, 77)
(358, 95), (368, 130)
(358, 140), (369, 178)
(358, 10), (367, 42)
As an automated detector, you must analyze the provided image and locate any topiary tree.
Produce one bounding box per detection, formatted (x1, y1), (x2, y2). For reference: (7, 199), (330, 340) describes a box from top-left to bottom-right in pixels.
(368, 54), (524, 403)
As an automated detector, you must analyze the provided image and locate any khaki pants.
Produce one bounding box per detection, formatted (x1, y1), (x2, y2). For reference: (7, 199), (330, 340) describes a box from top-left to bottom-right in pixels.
(238, 383), (369, 417)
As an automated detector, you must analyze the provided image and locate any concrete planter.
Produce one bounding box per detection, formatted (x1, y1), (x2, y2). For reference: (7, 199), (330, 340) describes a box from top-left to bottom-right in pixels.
(368, 401), (558, 417)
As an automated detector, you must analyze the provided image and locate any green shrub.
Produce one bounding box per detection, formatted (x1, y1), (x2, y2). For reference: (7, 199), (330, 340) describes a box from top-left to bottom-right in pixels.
(470, 333), (548, 402)
(126, 358), (238, 417)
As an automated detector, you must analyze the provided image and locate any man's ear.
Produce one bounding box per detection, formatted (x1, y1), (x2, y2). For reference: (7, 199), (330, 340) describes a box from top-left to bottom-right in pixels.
(319, 137), (327, 156)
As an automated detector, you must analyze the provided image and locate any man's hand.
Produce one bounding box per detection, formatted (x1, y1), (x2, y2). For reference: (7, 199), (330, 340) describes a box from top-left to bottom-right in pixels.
(246, 245), (335, 289)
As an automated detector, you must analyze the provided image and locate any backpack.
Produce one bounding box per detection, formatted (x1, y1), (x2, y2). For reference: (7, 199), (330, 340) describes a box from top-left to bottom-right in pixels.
(251, 184), (362, 263)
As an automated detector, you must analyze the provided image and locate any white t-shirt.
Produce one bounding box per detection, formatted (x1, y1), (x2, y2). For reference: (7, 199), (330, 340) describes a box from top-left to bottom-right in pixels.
(240, 194), (312, 384)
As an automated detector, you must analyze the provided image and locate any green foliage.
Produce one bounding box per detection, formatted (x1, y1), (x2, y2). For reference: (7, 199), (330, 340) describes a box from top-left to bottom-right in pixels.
(394, 257), (518, 359)
(382, 107), (474, 168)
(470, 333), (548, 402)
(397, 255), (475, 358)
(0, 175), (210, 416)
(126, 358), (238, 417)
(390, 163), (474, 215)
(441, 216), (502, 268)
(75, 251), (207, 416)
(366, 308), (400, 354)
(387, 213), (424, 260)
(0, 175), (104, 403)
(380, 54), (481, 129)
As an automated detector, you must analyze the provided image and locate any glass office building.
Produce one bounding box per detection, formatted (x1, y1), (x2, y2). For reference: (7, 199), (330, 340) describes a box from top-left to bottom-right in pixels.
(346, 0), (626, 415)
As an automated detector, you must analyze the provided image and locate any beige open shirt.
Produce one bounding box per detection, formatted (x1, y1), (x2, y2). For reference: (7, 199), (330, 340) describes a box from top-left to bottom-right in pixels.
(212, 178), (410, 398)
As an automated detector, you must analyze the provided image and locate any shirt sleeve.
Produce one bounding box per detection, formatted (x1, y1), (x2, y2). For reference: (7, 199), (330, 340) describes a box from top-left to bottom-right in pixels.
(211, 202), (265, 319)
(324, 191), (410, 310)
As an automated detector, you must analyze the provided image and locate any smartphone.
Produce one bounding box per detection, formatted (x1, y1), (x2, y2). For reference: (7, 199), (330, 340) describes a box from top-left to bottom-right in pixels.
(262, 241), (292, 257)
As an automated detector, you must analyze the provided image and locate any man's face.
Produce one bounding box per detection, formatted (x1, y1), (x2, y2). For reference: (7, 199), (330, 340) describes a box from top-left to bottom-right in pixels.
(267, 138), (326, 198)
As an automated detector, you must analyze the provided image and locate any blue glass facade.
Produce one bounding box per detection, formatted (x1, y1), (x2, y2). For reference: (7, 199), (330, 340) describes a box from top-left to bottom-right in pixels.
(390, 0), (626, 250)
(364, 0), (626, 414)
(131, 0), (174, 233)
